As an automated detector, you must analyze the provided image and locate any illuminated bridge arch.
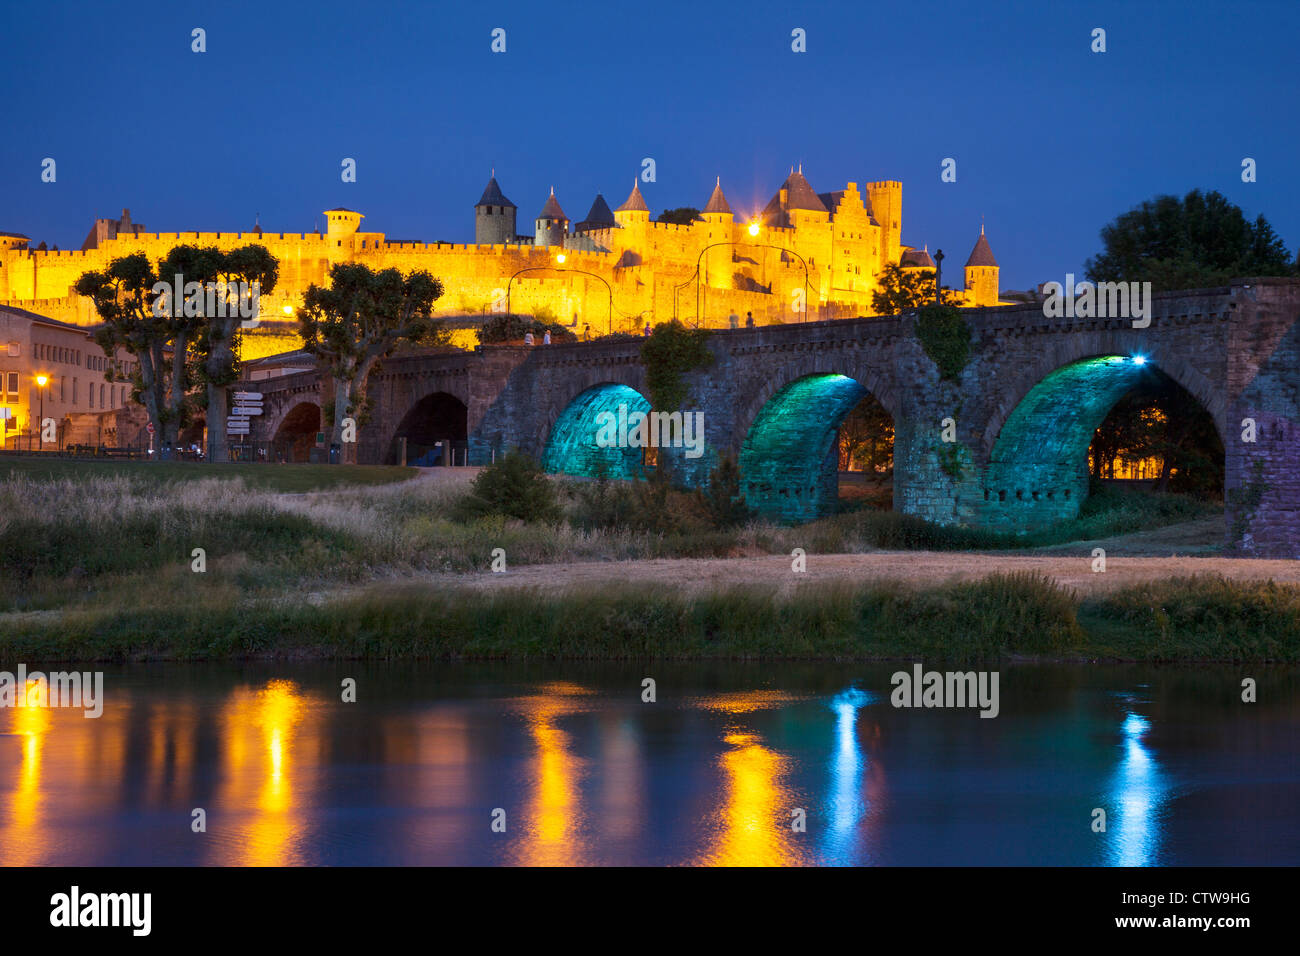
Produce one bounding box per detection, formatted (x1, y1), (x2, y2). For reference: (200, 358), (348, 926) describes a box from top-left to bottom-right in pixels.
(982, 354), (1224, 530)
(739, 373), (883, 523)
(542, 382), (652, 479)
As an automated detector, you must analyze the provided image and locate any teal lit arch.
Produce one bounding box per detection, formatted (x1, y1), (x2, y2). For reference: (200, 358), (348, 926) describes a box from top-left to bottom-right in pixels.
(739, 373), (870, 523)
(542, 383), (652, 479)
(982, 354), (1218, 530)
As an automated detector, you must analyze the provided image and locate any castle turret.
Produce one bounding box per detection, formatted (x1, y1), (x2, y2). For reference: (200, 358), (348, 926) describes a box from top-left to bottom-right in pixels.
(614, 180), (650, 225)
(534, 188), (569, 247)
(475, 173), (517, 245)
(324, 208), (364, 259)
(575, 194), (616, 233)
(963, 225), (999, 307)
(700, 177), (734, 288)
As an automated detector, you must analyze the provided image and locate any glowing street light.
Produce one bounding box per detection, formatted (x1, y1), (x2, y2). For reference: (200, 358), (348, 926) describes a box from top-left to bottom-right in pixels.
(33, 374), (48, 449)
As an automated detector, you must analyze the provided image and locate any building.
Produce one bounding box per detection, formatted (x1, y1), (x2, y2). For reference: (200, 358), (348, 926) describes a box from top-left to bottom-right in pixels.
(0, 169), (1005, 356)
(0, 305), (145, 449)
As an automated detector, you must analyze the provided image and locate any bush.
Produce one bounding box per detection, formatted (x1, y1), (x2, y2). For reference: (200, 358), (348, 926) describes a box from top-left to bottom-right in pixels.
(454, 452), (561, 523)
(697, 453), (753, 529)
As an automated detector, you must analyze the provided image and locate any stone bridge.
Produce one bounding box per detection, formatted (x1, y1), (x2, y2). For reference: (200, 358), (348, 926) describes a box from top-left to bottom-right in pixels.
(244, 278), (1300, 557)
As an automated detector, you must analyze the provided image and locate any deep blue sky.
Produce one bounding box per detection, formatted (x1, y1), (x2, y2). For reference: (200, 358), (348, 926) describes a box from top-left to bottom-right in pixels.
(4, 0), (1297, 291)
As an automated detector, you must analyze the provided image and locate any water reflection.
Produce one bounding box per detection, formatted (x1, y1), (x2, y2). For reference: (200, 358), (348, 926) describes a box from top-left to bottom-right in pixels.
(1106, 711), (1167, 866)
(211, 679), (312, 866)
(2, 681), (51, 866)
(510, 682), (592, 866)
(0, 664), (1290, 865)
(693, 691), (805, 866)
(823, 687), (876, 866)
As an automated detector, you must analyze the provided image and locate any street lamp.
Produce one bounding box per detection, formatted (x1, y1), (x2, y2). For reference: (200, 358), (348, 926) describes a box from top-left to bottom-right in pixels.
(676, 232), (812, 327)
(34, 374), (48, 451)
(506, 263), (614, 336)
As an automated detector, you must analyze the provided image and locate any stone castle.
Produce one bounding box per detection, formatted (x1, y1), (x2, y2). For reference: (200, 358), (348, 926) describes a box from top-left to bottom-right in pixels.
(0, 168), (1002, 359)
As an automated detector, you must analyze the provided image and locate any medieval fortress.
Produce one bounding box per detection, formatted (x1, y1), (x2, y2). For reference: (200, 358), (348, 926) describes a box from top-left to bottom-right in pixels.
(0, 168), (1001, 360)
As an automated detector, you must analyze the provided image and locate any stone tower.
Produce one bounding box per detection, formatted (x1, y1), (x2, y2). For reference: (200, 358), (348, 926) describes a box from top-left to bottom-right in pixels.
(475, 173), (517, 245)
(963, 226), (999, 307)
(534, 187), (569, 247)
(700, 177), (734, 288)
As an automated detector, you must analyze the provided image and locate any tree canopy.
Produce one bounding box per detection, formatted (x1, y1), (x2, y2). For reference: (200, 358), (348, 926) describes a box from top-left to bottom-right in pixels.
(871, 263), (960, 315)
(1084, 188), (1294, 291)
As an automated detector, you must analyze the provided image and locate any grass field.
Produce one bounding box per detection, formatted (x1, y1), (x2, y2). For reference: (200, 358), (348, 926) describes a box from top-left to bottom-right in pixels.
(0, 457), (417, 492)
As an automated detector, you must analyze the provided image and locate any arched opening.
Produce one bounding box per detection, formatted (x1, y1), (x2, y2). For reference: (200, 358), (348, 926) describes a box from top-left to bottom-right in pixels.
(740, 373), (891, 523)
(984, 355), (1223, 531)
(542, 383), (651, 479)
(389, 392), (468, 466)
(1088, 371), (1224, 498)
(273, 402), (322, 463)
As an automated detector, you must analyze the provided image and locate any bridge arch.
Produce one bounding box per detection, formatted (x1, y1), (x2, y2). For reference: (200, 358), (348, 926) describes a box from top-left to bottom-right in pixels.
(739, 372), (892, 523)
(981, 352), (1224, 531)
(978, 335), (1226, 459)
(541, 382), (652, 479)
(271, 401), (322, 462)
(387, 390), (468, 465)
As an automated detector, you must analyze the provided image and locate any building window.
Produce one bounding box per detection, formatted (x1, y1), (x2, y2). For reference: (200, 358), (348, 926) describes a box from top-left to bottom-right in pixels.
(88, 383), (94, 408)
(6, 372), (17, 401)
(60, 377), (66, 402)
(100, 384), (105, 408)
(73, 379), (78, 404)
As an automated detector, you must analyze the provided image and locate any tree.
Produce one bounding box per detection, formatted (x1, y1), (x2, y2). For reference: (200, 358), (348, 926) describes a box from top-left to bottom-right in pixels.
(76, 253), (175, 445)
(871, 264), (960, 315)
(657, 207), (700, 225)
(1085, 189), (1294, 291)
(201, 245), (279, 460)
(838, 394), (894, 478)
(297, 263), (447, 461)
(154, 245), (222, 445)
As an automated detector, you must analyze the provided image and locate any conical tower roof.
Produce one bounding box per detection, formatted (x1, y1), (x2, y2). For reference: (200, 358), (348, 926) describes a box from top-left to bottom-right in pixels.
(761, 165), (828, 226)
(577, 194), (616, 231)
(476, 174), (515, 209)
(616, 180), (649, 213)
(538, 187), (567, 221)
(702, 177), (732, 215)
(965, 226), (998, 267)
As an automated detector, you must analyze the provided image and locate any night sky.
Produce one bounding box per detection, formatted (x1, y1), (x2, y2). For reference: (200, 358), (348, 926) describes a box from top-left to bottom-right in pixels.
(4, 0), (1297, 291)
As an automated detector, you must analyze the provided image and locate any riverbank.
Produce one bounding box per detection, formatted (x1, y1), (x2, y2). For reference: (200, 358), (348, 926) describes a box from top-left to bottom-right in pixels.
(3, 571), (1298, 664)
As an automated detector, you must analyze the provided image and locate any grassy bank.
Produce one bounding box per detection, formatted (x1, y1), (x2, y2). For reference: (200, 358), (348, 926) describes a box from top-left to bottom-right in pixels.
(2, 573), (1296, 664)
(0, 457), (416, 492)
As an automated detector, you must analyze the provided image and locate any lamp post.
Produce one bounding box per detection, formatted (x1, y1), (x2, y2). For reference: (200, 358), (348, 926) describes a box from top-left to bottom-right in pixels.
(933, 250), (944, 305)
(34, 374), (48, 451)
(675, 223), (812, 327)
(506, 262), (614, 336)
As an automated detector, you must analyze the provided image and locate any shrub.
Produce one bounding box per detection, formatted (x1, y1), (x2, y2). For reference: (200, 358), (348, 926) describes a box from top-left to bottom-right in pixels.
(454, 452), (561, 523)
(915, 304), (971, 380)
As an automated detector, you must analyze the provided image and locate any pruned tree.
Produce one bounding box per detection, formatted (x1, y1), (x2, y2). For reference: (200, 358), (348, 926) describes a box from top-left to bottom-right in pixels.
(201, 245), (279, 460)
(76, 253), (174, 445)
(297, 263), (447, 462)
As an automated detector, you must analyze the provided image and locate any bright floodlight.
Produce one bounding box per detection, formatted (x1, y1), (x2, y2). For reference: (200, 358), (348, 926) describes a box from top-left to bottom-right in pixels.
(556, 253), (566, 264)
(748, 221), (760, 237)
(1133, 355), (1147, 366)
